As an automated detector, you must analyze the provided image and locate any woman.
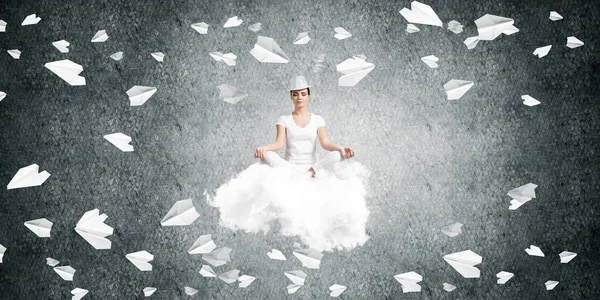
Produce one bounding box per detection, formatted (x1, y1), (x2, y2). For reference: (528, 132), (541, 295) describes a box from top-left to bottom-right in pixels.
(254, 75), (355, 178)
(207, 76), (370, 252)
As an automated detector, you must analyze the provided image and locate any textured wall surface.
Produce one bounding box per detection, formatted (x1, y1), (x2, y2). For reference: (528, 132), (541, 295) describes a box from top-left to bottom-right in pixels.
(0, 0), (599, 299)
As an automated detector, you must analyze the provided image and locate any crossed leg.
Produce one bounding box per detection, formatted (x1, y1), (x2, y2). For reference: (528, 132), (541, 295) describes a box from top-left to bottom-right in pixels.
(260, 151), (344, 177)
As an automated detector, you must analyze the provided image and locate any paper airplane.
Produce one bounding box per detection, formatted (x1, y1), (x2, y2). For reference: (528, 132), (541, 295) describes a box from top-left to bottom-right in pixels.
(217, 84), (248, 104)
(474, 14), (515, 40)
(46, 257), (60, 266)
(334, 27), (352, 40)
(293, 248), (323, 269)
(533, 45), (552, 58)
(44, 59), (86, 86)
(464, 36), (479, 50)
(0, 91), (5, 102)
(250, 36), (289, 63)
(75, 208), (114, 249)
(223, 16), (243, 28)
(441, 222), (463, 237)
(126, 251), (154, 271)
(126, 86), (157, 106)
(545, 280), (559, 290)
(521, 95), (541, 107)
(248, 22), (262, 32)
(336, 55), (375, 87)
(24, 218), (53, 237)
(502, 25), (519, 36)
(239, 275), (256, 288)
(22, 14), (41, 26)
(443, 250), (482, 278)
(496, 271), (514, 284)
(219, 269), (240, 284)
(285, 270), (307, 285)
(143, 287), (157, 297)
(8, 49), (21, 59)
(0, 20), (6, 32)
(0, 244), (5, 263)
(184, 287), (198, 295)
(103, 133), (133, 152)
(406, 24), (420, 33)
(287, 284), (302, 294)
(267, 249), (286, 260)
(71, 288), (88, 300)
(566, 36), (584, 49)
(209, 52), (237, 66)
(91, 30), (108, 42)
(188, 234), (217, 254)
(151, 52), (165, 62)
(202, 247), (232, 267)
(443, 283), (456, 292)
(559, 251), (577, 263)
(421, 55), (439, 68)
(293, 32), (310, 45)
(443, 79), (474, 100)
(399, 1), (443, 27)
(394, 271), (422, 293)
(508, 182), (538, 209)
(447, 21), (463, 34)
(54, 265), (76, 281)
(549, 11), (563, 21)
(525, 245), (545, 257)
(199, 265), (217, 277)
(7, 164), (51, 190)
(110, 52), (123, 61)
(51, 40), (70, 53)
(191, 22), (209, 34)
(161, 199), (200, 226)
(329, 284), (347, 297)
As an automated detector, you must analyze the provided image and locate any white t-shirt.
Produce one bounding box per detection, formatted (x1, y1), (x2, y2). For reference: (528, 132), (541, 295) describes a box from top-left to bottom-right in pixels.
(276, 113), (326, 165)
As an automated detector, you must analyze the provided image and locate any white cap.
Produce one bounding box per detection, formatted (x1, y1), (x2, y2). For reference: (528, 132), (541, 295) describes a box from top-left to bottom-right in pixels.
(289, 75), (312, 91)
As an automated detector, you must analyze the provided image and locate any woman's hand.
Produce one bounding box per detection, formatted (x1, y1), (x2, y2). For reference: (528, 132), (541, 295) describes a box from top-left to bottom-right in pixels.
(255, 146), (267, 159)
(339, 147), (355, 159)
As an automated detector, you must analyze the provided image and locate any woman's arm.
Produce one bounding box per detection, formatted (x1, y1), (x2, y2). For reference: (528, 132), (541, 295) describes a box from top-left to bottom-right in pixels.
(317, 127), (342, 151)
(264, 125), (286, 151)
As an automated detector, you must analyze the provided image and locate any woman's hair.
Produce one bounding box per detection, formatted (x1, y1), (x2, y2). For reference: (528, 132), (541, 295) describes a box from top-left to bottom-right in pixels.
(290, 88), (310, 96)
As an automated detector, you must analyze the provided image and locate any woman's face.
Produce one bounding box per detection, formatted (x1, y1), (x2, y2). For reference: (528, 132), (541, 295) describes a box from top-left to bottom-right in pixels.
(290, 88), (309, 108)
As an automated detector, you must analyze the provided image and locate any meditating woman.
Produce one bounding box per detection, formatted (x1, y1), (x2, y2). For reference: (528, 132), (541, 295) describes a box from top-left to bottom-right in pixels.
(207, 75), (371, 252)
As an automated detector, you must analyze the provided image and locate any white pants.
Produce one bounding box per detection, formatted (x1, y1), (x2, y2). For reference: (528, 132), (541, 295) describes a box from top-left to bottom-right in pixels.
(260, 150), (344, 177)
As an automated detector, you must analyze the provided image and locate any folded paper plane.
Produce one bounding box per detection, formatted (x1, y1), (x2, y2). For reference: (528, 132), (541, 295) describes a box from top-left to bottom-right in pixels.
(202, 247), (232, 267)
(508, 182), (538, 209)
(7, 164), (51, 190)
(217, 84), (248, 104)
(441, 222), (463, 237)
(126, 250), (154, 271)
(184, 287), (198, 295)
(549, 11), (563, 21)
(394, 271), (422, 293)
(421, 55), (439, 68)
(188, 234), (217, 254)
(464, 36), (479, 50)
(191, 22), (209, 34)
(75, 209), (113, 249)
(0, 20), (6, 32)
(474, 14), (515, 40)
(161, 199), (200, 226)
(199, 265), (217, 277)
(143, 287), (157, 297)
(287, 284), (302, 294)
(126, 86), (157, 106)
(248, 22), (262, 32)
(443, 250), (482, 278)
(399, 1), (442, 27)
(285, 270), (307, 286)
(293, 32), (310, 45)
(8, 49), (21, 59)
(521, 95), (541, 107)
(496, 271), (514, 284)
(71, 288), (88, 300)
(267, 249), (286, 260)
(545, 280), (559, 290)
(566, 36), (584, 49)
(44, 59), (86, 86)
(533, 45), (552, 58)
(103, 133), (133, 152)
(559, 251), (576, 263)
(293, 248), (323, 269)
(443, 283), (456, 292)
(0, 244), (5, 263)
(525, 245), (545, 257)
(406, 24), (420, 33)
(24, 218), (53, 237)
(151, 52), (165, 62)
(329, 284), (347, 297)
(54, 265), (76, 281)
(110, 52), (123, 61)
(223, 16), (243, 28)
(53, 40), (70, 53)
(239, 275), (256, 288)
(336, 55), (375, 87)
(209, 52), (237, 66)
(91, 30), (108, 42)
(444, 79), (474, 100)
(22, 14), (41, 26)
(333, 27), (352, 40)
(447, 21), (463, 34)
(250, 36), (289, 63)
(0, 91), (5, 102)
(47, 257), (60, 266)
(219, 269), (240, 284)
